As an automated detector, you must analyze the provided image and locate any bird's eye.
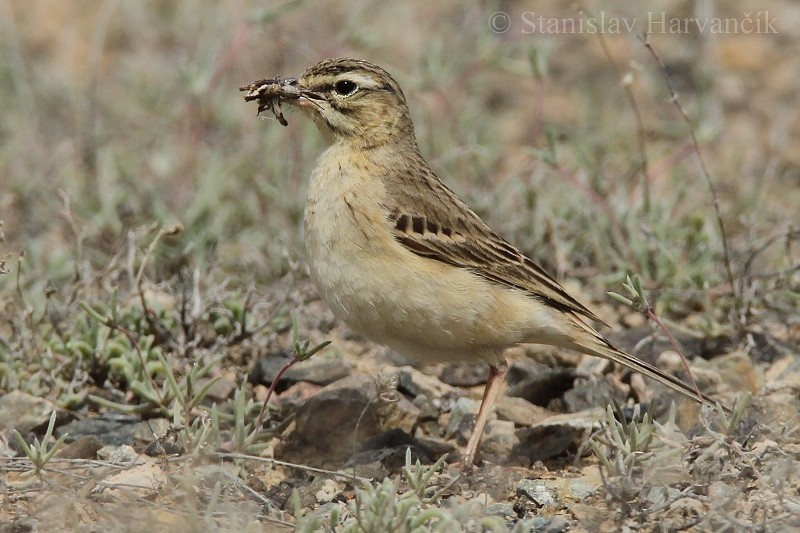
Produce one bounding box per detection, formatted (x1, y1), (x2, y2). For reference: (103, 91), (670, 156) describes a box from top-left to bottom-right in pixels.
(334, 80), (358, 96)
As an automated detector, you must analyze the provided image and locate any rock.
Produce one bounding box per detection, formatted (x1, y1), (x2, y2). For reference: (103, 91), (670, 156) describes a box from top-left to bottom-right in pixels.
(132, 418), (171, 441)
(277, 374), (380, 466)
(412, 394), (443, 437)
(97, 444), (141, 464)
(396, 366), (458, 399)
(764, 355), (800, 387)
(314, 479), (344, 504)
(56, 415), (142, 446)
(92, 461), (167, 500)
(379, 391), (420, 434)
(513, 408), (604, 465)
(248, 350), (353, 387)
(412, 393), (440, 419)
(643, 485), (684, 508)
(345, 428), (434, 474)
(560, 376), (627, 413)
(575, 355), (611, 377)
(0, 390), (71, 434)
(571, 503), (607, 529)
(708, 480), (738, 502)
(439, 363), (488, 387)
(444, 397), (480, 445)
(527, 408), (604, 432)
(656, 349), (686, 371)
(0, 518), (38, 533)
(541, 467), (601, 501)
(276, 374), (420, 468)
(543, 515), (570, 532)
(276, 381), (323, 408)
(516, 480), (556, 507)
(413, 435), (456, 458)
(6, 492), (88, 532)
(494, 396), (551, 427)
(348, 461), (389, 482)
(54, 435), (103, 459)
(506, 359), (553, 385)
(485, 503), (516, 519)
(297, 477), (345, 508)
(200, 374), (238, 401)
(480, 420), (518, 461)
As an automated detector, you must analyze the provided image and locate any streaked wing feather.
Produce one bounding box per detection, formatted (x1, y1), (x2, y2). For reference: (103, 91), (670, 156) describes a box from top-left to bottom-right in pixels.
(384, 164), (605, 325)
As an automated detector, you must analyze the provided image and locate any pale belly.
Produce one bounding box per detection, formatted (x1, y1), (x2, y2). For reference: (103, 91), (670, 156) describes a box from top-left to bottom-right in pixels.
(304, 193), (558, 365)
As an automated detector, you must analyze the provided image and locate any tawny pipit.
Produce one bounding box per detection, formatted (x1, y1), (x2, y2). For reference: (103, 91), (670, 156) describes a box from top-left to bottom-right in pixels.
(242, 58), (720, 466)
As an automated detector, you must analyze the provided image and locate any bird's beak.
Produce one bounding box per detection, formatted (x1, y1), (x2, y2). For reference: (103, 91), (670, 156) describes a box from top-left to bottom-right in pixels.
(284, 79), (325, 109)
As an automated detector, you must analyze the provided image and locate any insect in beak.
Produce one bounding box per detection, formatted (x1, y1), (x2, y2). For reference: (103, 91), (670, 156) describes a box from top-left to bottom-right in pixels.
(240, 77), (324, 126)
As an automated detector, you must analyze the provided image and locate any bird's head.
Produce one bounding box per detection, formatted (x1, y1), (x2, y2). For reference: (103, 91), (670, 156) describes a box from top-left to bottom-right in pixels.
(245, 58), (416, 149)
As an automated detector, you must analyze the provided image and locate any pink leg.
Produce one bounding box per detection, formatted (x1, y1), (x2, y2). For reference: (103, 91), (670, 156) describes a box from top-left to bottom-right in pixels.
(463, 361), (509, 468)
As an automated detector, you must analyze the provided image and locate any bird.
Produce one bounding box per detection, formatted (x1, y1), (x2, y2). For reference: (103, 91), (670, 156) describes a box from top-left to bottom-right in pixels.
(241, 58), (721, 467)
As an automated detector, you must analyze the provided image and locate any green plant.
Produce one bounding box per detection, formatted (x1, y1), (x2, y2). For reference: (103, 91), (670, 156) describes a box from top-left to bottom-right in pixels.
(245, 314), (330, 449)
(294, 448), (536, 532)
(609, 273), (704, 400)
(712, 392), (751, 436)
(12, 410), (68, 478)
(590, 403), (659, 480)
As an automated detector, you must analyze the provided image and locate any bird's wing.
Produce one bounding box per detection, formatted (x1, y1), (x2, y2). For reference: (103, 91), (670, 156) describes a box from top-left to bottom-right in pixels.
(383, 164), (606, 325)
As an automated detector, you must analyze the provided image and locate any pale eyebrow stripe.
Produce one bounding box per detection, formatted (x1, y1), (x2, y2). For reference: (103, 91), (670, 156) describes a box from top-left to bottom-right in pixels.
(340, 72), (384, 90)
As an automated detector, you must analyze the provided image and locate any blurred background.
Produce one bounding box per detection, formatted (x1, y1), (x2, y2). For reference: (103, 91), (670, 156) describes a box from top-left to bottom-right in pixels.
(1, 0), (798, 311)
(1, 2), (798, 528)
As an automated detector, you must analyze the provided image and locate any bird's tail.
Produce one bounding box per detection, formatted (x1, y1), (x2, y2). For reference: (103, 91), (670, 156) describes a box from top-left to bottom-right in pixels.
(566, 316), (725, 411)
